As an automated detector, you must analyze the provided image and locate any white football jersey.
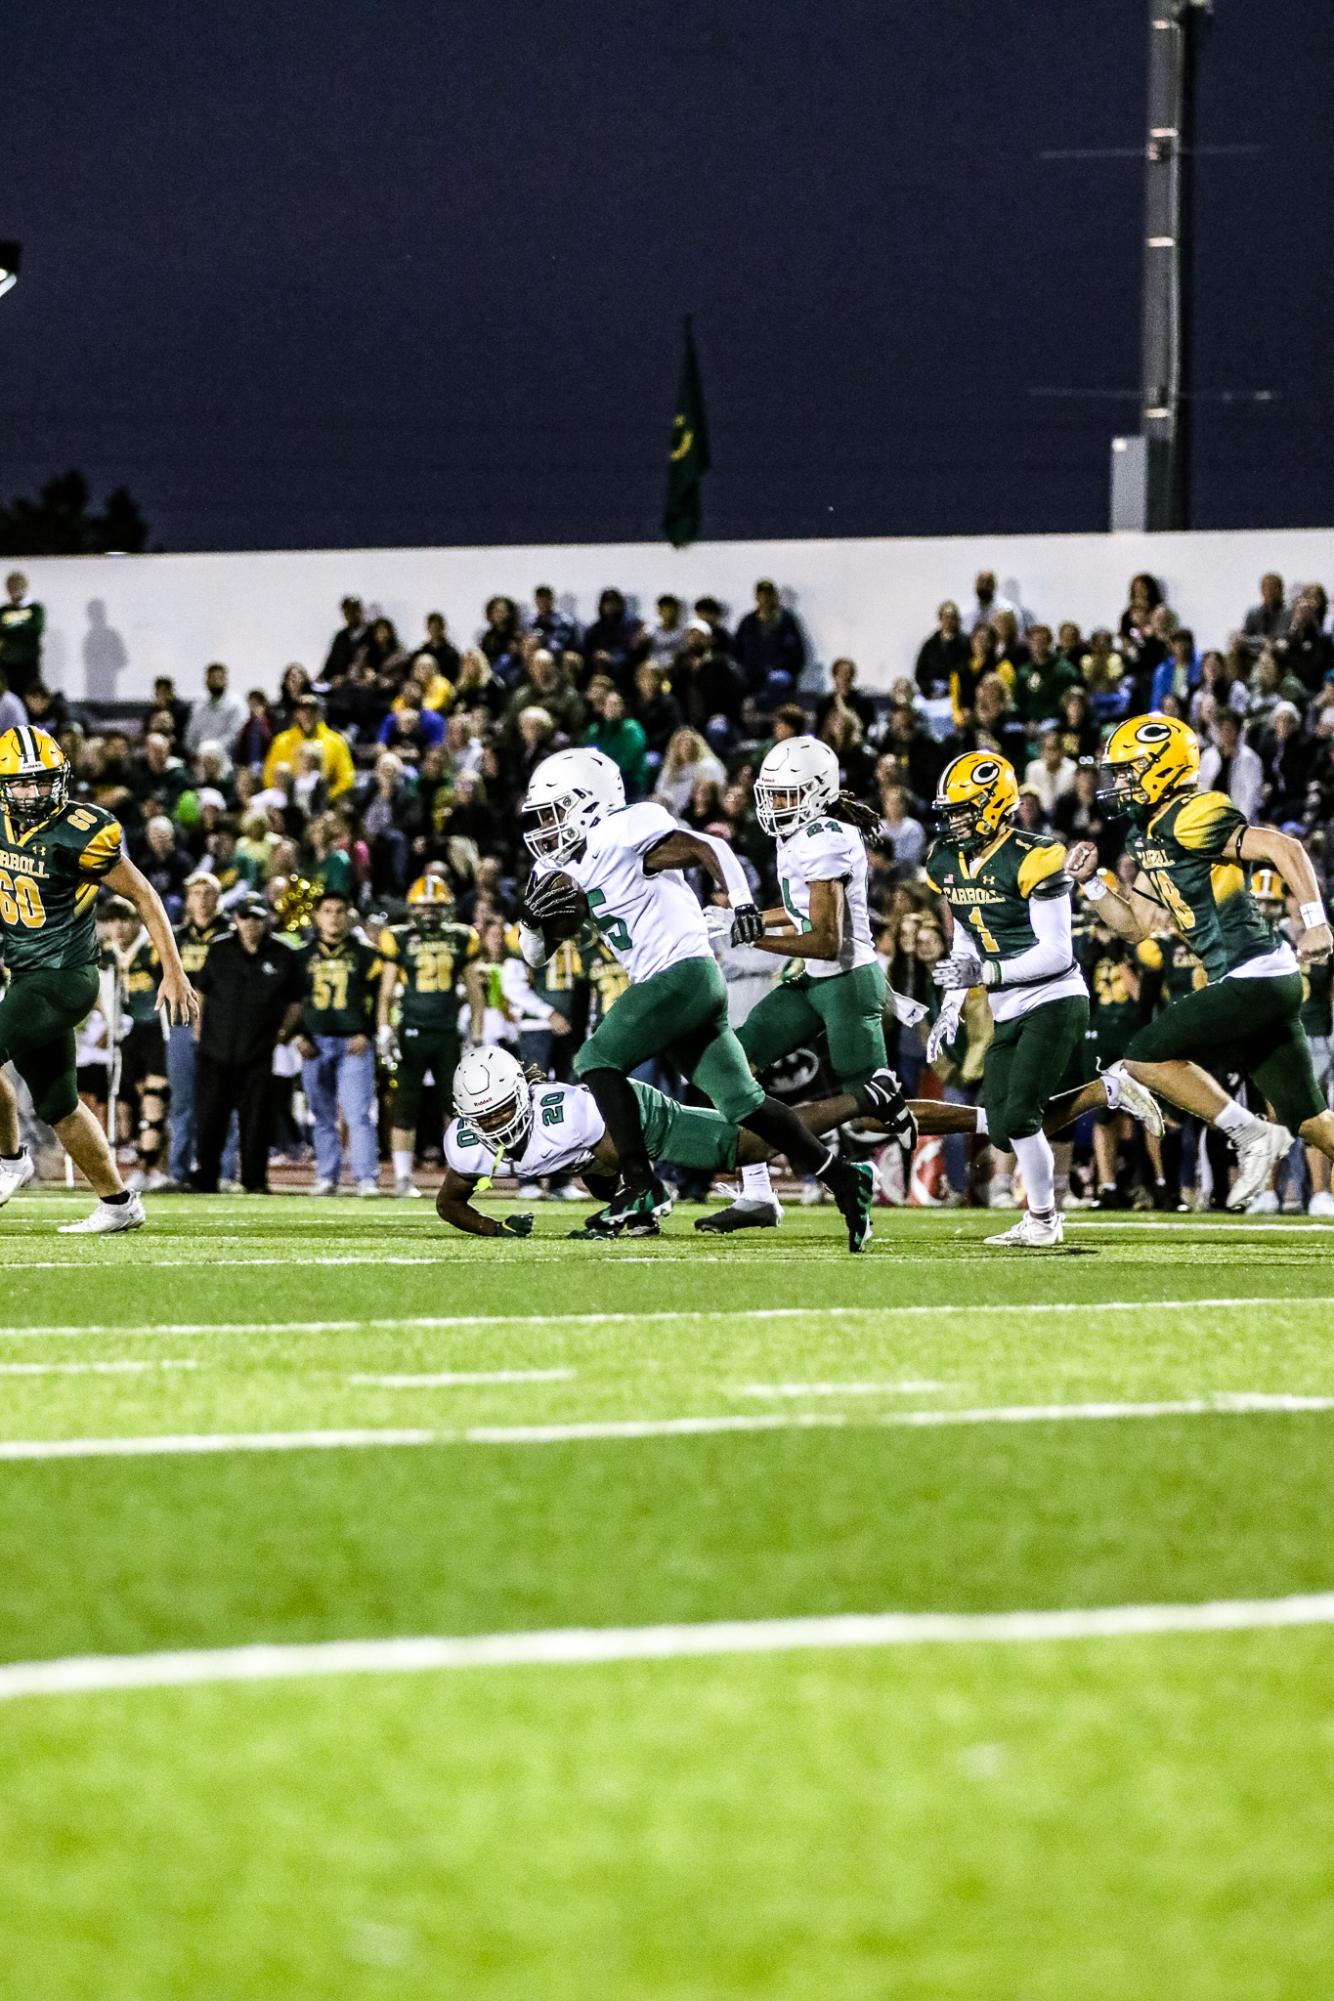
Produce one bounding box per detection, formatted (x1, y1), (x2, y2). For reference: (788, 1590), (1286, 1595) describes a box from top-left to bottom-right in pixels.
(775, 816), (877, 979)
(443, 1081), (606, 1182)
(542, 801), (712, 982)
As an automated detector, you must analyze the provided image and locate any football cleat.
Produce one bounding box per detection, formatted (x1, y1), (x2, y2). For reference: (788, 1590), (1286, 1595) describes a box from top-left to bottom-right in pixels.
(357, 1179), (381, 1198)
(826, 1159), (875, 1254)
(1245, 1189), (1280, 1215)
(1102, 1063), (1165, 1138)
(0, 1150), (35, 1209)
(985, 1208), (1064, 1249)
(568, 1206), (619, 1240)
(695, 1198), (782, 1234)
(58, 1193), (147, 1236)
(604, 1175), (672, 1237)
(1226, 1121), (1293, 1211)
(393, 1177), (423, 1199)
(1308, 1191), (1334, 1219)
(310, 1179), (338, 1197)
(856, 1068), (918, 1148)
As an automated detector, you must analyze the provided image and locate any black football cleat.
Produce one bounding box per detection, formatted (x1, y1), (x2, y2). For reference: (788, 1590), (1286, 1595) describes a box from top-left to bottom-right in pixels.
(695, 1198), (782, 1233)
(856, 1067), (918, 1148)
(824, 1159), (875, 1253)
(604, 1173), (673, 1237)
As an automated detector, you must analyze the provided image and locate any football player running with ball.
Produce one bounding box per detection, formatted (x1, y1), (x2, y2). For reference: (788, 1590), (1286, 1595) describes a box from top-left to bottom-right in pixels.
(700, 734), (915, 1233)
(1067, 714), (1334, 1201)
(0, 726), (197, 1232)
(518, 746), (877, 1248)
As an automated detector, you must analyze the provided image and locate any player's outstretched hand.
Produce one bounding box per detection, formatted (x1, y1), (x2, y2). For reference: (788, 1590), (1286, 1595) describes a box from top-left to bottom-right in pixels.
(499, 1213), (535, 1238)
(1066, 841), (1099, 883)
(157, 968), (199, 1027)
(932, 950), (982, 992)
(1299, 921), (1333, 967)
(730, 903), (764, 946)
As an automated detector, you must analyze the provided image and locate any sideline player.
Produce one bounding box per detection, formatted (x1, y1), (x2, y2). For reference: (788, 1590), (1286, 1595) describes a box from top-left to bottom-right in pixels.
(519, 747), (876, 1248)
(0, 726), (197, 1231)
(697, 734), (914, 1233)
(377, 876), (485, 1197)
(1069, 714), (1334, 1200)
(106, 895), (172, 1191)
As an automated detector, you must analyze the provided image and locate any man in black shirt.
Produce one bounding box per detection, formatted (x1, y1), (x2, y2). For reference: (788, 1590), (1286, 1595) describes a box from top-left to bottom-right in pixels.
(191, 897), (306, 1193)
(914, 601), (970, 699)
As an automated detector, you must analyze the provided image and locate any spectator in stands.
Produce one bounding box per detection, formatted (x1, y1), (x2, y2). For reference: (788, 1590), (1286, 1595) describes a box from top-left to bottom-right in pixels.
(378, 702), (445, 765)
(1242, 572), (1290, 652)
(733, 579), (807, 702)
(502, 648), (585, 744)
(323, 597), (368, 682)
(1258, 702), (1314, 824)
(185, 662), (247, 756)
(0, 572), (44, 699)
(631, 661), (684, 766)
(131, 731), (190, 817)
(1189, 649), (1249, 729)
(818, 705), (875, 796)
(1277, 590), (1334, 693)
(22, 681), (70, 738)
(478, 596), (523, 679)
(264, 692), (357, 799)
(878, 707), (943, 811)
(586, 684), (648, 795)
(675, 621), (744, 744)
(691, 596), (734, 656)
(1014, 622), (1077, 726)
(277, 663), (314, 722)
(453, 647), (507, 722)
(1246, 644), (1307, 729)
(324, 656), (386, 742)
(1054, 762), (1118, 867)
(645, 594), (689, 669)
(1124, 603), (1177, 710)
(961, 570), (1020, 635)
(1079, 628), (1125, 716)
(816, 657), (876, 738)
(235, 690), (274, 771)
(951, 622), (999, 723)
(1025, 728), (1078, 817)
(529, 586), (579, 657)
(948, 672), (1027, 770)
(1118, 572), (1163, 655)
(915, 600), (969, 700)
(583, 589), (647, 687)
(138, 813), (192, 913)
(0, 676), (24, 735)
(150, 675), (190, 743)
(1055, 684), (1099, 762)
(654, 728), (726, 817)
(394, 650), (455, 716)
(879, 782), (927, 875)
(1151, 626), (1200, 712)
(421, 611), (461, 681)
(368, 617), (411, 684)
(990, 607), (1030, 682)
(1199, 711), (1263, 821)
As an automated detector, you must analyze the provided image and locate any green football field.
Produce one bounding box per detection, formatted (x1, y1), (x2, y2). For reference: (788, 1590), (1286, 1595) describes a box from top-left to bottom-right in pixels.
(2, 1191), (1333, 2000)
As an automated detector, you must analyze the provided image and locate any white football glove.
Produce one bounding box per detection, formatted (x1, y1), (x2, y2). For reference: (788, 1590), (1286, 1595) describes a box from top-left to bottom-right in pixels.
(932, 948), (983, 993)
(926, 990), (966, 1066)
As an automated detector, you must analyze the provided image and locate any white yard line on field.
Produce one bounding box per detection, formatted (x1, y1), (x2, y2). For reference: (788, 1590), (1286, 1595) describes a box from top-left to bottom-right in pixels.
(346, 1369), (576, 1388)
(736, 1381), (947, 1397)
(3, 1296), (1331, 1341)
(0, 1360), (200, 1377)
(2, 1592), (1334, 1702)
(0, 1393), (1329, 1461)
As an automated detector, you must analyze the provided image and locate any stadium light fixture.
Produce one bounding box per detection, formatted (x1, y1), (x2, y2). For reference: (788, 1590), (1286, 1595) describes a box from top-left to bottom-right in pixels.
(0, 242), (20, 300)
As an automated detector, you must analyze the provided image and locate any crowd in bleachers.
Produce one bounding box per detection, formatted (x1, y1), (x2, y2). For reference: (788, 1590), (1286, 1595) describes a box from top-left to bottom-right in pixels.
(3, 559), (1332, 1210)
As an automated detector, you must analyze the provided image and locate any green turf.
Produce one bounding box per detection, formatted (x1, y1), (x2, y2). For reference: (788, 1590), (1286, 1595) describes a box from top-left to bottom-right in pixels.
(2, 1192), (1333, 1997)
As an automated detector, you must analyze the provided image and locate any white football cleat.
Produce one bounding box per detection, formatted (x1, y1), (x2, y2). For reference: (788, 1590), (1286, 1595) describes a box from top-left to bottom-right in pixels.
(1227, 1122), (1293, 1211)
(985, 1208), (1065, 1249)
(356, 1179), (381, 1198)
(1308, 1191), (1334, 1219)
(393, 1177), (422, 1199)
(1103, 1063), (1165, 1137)
(1246, 1189), (1280, 1215)
(58, 1193), (147, 1236)
(0, 1150), (35, 1209)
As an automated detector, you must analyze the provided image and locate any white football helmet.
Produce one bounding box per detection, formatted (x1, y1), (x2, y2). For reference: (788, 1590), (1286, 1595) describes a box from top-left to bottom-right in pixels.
(521, 747), (625, 864)
(452, 1046), (533, 1153)
(754, 735), (839, 839)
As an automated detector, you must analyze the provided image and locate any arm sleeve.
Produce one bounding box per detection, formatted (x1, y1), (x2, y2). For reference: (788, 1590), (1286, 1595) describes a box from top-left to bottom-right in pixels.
(501, 954), (554, 1025)
(518, 921), (551, 969)
(693, 828), (754, 907)
(991, 890), (1074, 989)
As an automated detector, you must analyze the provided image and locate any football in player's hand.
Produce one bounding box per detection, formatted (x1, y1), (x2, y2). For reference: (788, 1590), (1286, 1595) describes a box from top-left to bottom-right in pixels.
(523, 870), (589, 943)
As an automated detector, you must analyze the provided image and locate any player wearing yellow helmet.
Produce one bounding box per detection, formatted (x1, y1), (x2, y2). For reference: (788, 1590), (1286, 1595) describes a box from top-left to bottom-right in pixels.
(0, 725), (197, 1232)
(377, 874), (485, 1197)
(1067, 712), (1334, 1207)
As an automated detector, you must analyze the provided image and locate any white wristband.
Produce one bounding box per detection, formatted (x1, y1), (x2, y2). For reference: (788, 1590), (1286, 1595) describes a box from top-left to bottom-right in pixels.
(1300, 900), (1326, 931)
(1082, 877), (1109, 903)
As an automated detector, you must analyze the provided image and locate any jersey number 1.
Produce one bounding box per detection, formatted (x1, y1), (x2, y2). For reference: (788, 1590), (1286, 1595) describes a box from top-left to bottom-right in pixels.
(968, 907), (1000, 954)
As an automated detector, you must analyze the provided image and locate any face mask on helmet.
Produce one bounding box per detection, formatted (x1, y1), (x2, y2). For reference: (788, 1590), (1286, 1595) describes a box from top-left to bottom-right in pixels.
(755, 783), (811, 838)
(1, 765), (68, 828)
(1096, 759), (1152, 821)
(470, 1087), (532, 1151)
(454, 1053), (534, 1153)
(520, 797), (581, 863)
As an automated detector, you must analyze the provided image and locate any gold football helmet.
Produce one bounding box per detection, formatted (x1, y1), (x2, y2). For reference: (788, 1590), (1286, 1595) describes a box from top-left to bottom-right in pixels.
(1250, 866), (1287, 918)
(1098, 714), (1200, 820)
(407, 872), (454, 932)
(933, 751), (1020, 850)
(0, 725), (70, 827)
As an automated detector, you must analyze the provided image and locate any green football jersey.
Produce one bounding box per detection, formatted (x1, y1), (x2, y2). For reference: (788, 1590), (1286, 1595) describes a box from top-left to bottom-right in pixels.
(120, 934), (161, 1023)
(0, 800), (123, 972)
(1127, 791), (1275, 982)
(925, 828), (1069, 968)
(174, 917), (230, 979)
(381, 920), (479, 1030)
(299, 934), (382, 1037)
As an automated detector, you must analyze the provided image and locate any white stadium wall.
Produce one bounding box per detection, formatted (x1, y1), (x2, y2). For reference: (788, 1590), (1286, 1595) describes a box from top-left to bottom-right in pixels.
(26, 526), (1334, 707)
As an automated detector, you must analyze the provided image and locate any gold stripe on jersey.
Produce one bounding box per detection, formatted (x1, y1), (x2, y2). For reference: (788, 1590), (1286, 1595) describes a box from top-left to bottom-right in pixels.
(958, 828), (1013, 881)
(73, 882), (99, 917)
(1156, 790), (1238, 856)
(1016, 840), (1067, 899)
(79, 820), (124, 875)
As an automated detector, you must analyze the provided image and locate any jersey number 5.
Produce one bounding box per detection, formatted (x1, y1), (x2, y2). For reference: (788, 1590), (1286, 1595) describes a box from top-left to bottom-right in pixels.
(586, 889), (631, 952)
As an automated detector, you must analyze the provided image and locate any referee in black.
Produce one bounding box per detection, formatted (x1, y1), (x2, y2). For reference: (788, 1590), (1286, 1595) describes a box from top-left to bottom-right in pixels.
(191, 895), (306, 1194)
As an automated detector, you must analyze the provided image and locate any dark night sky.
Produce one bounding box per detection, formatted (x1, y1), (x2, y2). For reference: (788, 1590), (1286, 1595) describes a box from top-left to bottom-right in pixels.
(3, 1), (1331, 552)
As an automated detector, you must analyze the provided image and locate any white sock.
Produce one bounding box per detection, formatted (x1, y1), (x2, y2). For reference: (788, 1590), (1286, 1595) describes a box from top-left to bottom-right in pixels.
(740, 1163), (775, 1204)
(974, 1106), (988, 1136)
(392, 1149), (414, 1181)
(1013, 1132), (1056, 1214)
(1215, 1099), (1261, 1142)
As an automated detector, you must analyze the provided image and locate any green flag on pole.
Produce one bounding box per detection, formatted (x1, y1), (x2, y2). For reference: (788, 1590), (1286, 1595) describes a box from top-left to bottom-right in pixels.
(663, 316), (710, 548)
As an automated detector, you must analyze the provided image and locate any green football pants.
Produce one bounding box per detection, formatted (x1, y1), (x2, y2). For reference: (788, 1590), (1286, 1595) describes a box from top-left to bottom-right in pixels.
(0, 963), (100, 1126)
(575, 956), (765, 1123)
(984, 995), (1090, 1154)
(738, 962), (888, 1091)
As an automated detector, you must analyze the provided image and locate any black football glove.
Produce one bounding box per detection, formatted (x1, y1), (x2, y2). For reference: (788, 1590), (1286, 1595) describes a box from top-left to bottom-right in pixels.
(499, 1213), (535, 1238)
(729, 903), (764, 946)
(522, 873), (584, 930)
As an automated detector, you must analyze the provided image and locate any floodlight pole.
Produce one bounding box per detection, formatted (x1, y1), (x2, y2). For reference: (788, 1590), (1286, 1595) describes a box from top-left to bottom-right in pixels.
(1139, 2), (1207, 530)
